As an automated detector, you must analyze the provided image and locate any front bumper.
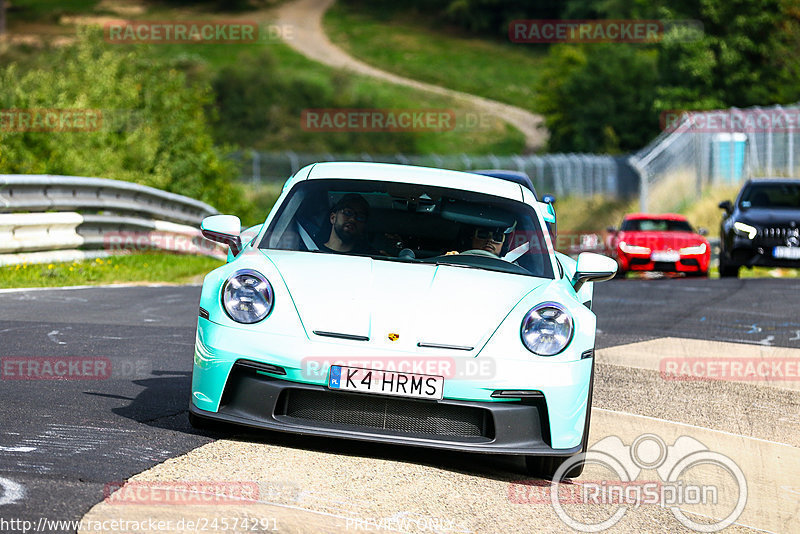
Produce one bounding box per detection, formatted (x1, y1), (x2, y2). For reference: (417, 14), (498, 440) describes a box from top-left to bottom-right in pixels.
(190, 365), (581, 456)
(619, 253), (709, 273)
(725, 238), (800, 268)
(192, 318), (593, 452)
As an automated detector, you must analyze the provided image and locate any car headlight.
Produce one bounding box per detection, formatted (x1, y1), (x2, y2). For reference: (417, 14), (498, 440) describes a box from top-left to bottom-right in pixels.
(619, 241), (651, 254)
(222, 269), (274, 324)
(520, 303), (573, 356)
(733, 222), (757, 239)
(679, 243), (707, 255)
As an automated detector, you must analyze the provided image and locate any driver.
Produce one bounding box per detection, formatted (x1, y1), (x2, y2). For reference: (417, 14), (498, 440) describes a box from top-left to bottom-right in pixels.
(320, 193), (377, 254)
(446, 225), (508, 257)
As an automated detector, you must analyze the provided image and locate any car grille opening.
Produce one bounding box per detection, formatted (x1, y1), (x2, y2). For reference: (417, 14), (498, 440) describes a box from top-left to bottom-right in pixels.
(276, 389), (494, 439)
(758, 226), (799, 246)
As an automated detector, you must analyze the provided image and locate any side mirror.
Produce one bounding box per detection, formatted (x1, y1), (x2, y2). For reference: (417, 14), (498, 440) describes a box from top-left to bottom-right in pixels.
(540, 194), (557, 227)
(718, 200), (733, 214)
(572, 252), (618, 292)
(539, 202), (556, 224)
(697, 227), (708, 236)
(201, 215), (242, 256)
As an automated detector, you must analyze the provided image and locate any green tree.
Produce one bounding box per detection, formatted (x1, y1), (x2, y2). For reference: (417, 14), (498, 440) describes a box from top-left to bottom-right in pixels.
(0, 27), (251, 219)
(656, 0), (800, 111)
(536, 44), (659, 153)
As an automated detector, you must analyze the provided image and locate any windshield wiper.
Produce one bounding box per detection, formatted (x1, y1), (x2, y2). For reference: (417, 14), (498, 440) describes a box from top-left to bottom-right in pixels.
(432, 260), (482, 270)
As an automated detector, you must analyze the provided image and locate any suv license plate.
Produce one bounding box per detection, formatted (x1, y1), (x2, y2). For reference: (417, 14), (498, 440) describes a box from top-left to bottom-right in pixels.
(773, 247), (800, 259)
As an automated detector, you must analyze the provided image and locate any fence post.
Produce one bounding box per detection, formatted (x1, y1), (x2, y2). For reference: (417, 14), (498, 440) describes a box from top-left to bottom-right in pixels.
(251, 150), (260, 184)
(766, 127), (773, 176)
(285, 151), (299, 176)
(788, 112), (794, 176)
(628, 157), (648, 212)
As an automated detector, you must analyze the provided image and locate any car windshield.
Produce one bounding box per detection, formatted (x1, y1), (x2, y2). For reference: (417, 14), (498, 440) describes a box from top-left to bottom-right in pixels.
(620, 218), (694, 232)
(259, 179), (554, 279)
(740, 184), (800, 209)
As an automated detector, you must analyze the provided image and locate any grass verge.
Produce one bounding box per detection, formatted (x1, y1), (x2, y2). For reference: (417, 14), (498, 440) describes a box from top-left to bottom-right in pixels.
(0, 253), (223, 289)
(324, 2), (545, 114)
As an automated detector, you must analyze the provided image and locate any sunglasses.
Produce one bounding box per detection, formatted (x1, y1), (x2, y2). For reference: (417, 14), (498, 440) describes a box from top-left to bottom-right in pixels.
(338, 207), (367, 222)
(474, 229), (506, 243)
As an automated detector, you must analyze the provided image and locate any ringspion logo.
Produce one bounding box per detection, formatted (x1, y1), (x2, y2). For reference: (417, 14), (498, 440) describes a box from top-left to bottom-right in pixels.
(510, 434), (747, 532)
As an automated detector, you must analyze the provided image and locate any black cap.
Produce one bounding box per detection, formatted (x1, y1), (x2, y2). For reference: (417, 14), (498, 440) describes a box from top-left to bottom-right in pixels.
(332, 193), (370, 217)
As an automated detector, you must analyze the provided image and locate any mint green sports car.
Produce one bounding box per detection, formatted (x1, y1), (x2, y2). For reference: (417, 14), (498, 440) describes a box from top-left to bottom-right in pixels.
(191, 162), (617, 478)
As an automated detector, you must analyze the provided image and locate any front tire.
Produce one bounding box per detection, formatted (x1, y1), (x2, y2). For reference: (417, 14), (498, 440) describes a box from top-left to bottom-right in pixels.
(718, 261), (739, 278)
(525, 453), (585, 480)
(188, 410), (227, 432)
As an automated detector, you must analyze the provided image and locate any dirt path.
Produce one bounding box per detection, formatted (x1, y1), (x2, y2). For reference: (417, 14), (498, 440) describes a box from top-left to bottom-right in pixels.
(274, 0), (548, 152)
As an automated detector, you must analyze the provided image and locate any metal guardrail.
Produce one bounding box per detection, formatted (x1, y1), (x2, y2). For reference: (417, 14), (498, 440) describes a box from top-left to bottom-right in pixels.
(0, 175), (217, 224)
(0, 175), (224, 265)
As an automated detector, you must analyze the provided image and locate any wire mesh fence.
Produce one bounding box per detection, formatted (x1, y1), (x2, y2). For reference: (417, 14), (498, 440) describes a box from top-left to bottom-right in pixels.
(229, 151), (636, 199)
(630, 103), (800, 212)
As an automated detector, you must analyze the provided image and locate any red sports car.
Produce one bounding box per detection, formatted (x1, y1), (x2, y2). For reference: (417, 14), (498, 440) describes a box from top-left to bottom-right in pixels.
(608, 213), (711, 277)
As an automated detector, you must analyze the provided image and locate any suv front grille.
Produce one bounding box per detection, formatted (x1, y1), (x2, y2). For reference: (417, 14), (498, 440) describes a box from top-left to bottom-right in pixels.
(277, 389), (494, 439)
(758, 226), (799, 245)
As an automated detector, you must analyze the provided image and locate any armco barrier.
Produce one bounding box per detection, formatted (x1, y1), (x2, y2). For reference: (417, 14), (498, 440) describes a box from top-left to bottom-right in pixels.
(0, 175), (225, 265)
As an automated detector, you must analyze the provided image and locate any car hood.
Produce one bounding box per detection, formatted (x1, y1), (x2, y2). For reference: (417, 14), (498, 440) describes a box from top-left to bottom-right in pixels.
(737, 208), (800, 226)
(619, 231), (707, 250)
(262, 250), (547, 351)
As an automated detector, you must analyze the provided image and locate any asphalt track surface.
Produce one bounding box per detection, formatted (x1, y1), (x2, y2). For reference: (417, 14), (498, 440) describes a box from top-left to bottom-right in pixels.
(0, 278), (798, 532)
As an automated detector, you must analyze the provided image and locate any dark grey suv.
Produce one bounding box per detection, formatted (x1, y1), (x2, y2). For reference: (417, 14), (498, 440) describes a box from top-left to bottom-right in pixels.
(718, 179), (800, 277)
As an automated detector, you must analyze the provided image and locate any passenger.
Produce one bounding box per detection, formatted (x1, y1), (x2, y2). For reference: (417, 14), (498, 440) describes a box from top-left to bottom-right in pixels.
(446, 226), (508, 257)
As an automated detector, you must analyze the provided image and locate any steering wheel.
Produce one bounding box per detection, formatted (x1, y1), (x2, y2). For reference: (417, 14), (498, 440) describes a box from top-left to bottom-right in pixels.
(459, 249), (500, 258)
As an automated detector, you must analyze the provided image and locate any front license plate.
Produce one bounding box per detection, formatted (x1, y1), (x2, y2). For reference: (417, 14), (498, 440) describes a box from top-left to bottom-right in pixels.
(328, 365), (444, 400)
(773, 246), (800, 259)
(651, 251), (680, 262)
